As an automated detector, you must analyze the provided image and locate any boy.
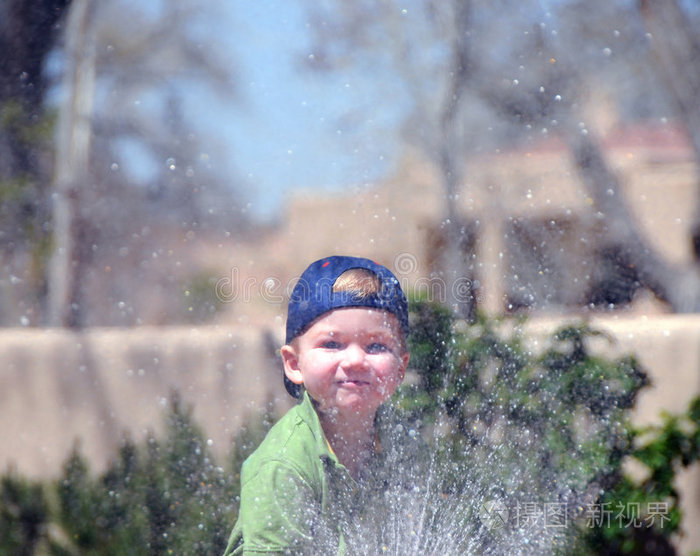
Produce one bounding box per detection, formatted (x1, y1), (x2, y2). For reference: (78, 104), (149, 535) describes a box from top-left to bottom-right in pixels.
(224, 255), (420, 555)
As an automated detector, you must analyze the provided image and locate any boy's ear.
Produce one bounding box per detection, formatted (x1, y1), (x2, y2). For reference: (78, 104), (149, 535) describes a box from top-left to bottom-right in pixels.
(281, 344), (304, 385)
(399, 351), (410, 381)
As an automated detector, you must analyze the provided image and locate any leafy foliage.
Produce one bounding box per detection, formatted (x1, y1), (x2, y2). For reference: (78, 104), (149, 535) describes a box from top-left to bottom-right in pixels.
(396, 299), (699, 554)
(574, 397), (700, 555)
(0, 392), (274, 555)
(49, 393), (251, 555)
(0, 471), (49, 556)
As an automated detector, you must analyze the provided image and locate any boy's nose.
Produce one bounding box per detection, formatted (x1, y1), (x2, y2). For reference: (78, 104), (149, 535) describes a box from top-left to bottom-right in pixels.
(340, 343), (368, 370)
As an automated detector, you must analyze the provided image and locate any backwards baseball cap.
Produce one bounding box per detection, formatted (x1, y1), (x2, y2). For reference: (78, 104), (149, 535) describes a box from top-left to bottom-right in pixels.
(285, 255), (409, 344)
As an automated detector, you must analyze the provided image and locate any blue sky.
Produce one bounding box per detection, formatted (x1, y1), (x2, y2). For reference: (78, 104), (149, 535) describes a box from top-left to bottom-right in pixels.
(210, 1), (404, 220)
(45, 0), (405, 222)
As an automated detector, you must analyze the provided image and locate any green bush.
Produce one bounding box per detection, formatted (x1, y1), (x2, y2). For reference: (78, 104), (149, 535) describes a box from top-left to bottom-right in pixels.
(396, 299), (699, 554)
(573, 397), (700, 555)
(51, 394), (242, 555)
(0, 393), (275, 555)
(0, 471), (48, 556)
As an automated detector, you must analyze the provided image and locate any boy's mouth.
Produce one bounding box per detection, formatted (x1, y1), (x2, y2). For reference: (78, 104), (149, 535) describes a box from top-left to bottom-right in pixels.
(338, 379), (370, 387)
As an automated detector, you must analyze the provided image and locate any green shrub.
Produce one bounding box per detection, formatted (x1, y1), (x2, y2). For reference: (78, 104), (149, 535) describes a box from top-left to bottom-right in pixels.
(396, 299), (698, 554)
(0, 471), (48, 556)
(49, 393), (268, 555)
(573, 397), (700, 555)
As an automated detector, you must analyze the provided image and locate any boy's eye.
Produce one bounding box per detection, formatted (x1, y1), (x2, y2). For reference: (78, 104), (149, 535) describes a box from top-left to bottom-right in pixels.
(321, 340), (342, 349)
(366, 342), (389, 354)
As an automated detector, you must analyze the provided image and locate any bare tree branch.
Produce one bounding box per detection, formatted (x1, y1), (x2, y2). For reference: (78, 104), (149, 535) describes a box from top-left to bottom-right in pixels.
(638, 0), (700, 259)
(639, 0), (700, 161)
(564, 127), (700, 310)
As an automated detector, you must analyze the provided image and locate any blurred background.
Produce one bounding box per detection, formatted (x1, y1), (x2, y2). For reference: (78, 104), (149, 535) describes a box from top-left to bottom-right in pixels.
(1, 0), (699, 552)
(2, 0), (700, 327)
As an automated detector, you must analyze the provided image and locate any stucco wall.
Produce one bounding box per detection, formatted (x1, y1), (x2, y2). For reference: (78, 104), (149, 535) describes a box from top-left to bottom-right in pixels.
(1, 325), (288, 477)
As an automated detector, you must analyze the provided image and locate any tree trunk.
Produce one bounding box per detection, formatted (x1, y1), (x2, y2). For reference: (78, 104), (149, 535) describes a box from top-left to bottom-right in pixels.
(638, 0), (700, 261)
(565, 127), (700, 311)
(438, 0), (476, 321)
(638, 0), (700, 161)
(46, 0), (96, 327)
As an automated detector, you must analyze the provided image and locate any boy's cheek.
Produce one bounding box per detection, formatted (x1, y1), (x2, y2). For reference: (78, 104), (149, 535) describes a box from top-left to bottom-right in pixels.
(378, 369), (404, 388)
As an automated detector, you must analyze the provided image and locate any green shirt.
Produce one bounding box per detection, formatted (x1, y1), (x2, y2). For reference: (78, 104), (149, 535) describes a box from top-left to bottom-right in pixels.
(223, 392), (425, 555)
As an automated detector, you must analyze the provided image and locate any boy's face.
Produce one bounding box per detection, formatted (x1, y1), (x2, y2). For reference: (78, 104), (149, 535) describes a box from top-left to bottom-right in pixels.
(281, 307), (409, 421)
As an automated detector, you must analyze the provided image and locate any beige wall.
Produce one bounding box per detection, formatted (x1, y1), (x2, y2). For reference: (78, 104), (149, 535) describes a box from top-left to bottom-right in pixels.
(1, 325), (288, 476)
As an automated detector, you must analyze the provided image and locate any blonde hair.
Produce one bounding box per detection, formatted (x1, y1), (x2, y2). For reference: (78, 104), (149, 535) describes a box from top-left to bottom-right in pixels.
(332, 268), (381, 298)
(332, 267), (407, 351)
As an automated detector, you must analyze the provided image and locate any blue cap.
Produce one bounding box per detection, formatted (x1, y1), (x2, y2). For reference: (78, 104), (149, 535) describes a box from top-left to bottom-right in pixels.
(285, 256), (409, 344)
